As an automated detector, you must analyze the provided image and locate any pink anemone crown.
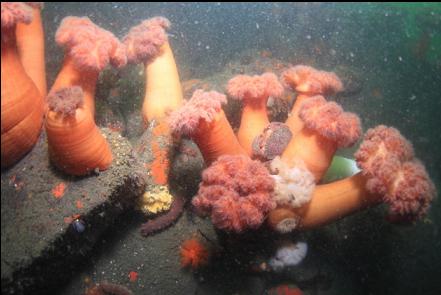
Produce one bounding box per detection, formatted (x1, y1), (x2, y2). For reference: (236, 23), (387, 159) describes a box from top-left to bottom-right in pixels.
(281, 65), (343, 95)
(47, 86), (84, 117)
(355, 125), (414, 173)
(169, 89), (227, 137)
(355, 126), (414, 195)
(385, 160), (436, 222)
(1, 2), (32, 29)
(192, 155), (275, 233)
(227, 72), (284, 104)
(355, 125), (415, 193)
(123, 16), (170, 64)
(299, 95), (362, 148)
(355, 125), (436, 222)
(55, 16), (127, 72)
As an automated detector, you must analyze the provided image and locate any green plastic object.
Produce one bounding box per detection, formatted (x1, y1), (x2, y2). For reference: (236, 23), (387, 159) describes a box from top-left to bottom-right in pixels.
(321, 156), (360, 184)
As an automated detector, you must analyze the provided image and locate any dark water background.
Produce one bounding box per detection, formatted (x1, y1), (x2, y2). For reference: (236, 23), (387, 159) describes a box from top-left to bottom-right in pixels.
(40, 3), (440, 294)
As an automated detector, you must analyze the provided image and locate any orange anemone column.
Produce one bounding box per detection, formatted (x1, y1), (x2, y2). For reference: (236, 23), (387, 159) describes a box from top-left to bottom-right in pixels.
(45, 86), (113, 175)
(1, 2), (44, 168)
(227, 73), (283, 155)
(123, 16), (183, 125)
(49, 16), (127, 116)
(16, 2), (47, 98)
(281, 96), (361, 182)
(268, 125), (436, 232)
(170, 89), (247, 166)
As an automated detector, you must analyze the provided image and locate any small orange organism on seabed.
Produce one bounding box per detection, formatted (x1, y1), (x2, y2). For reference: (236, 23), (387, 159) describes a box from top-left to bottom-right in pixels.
(180, 238), (209, 270)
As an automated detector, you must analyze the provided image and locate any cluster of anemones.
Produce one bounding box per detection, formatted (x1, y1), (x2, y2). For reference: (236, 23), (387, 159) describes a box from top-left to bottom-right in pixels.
(1, 3), (435, 236)
(169, 64), (436, 233)
(1, 3), (182, 179)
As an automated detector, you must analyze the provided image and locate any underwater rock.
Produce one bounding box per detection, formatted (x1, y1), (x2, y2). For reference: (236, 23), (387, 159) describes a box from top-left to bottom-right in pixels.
(1, 129), (147, 294)
(84, 282), (133, 295)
